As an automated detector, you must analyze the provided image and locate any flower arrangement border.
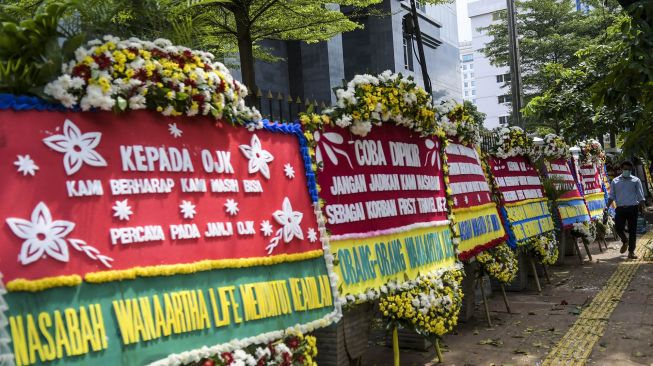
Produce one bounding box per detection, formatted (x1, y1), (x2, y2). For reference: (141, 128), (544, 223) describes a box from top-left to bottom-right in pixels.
(378, 264), (464, 340)
(451, 144), (508, 261)
(148, 201), (342, 366)
(0, 273), (12, 365)
(0, 96), (330, 294)
(535, 134), (571, 160)
(0, 96), (344, 366)
(300, 114), (461, 305)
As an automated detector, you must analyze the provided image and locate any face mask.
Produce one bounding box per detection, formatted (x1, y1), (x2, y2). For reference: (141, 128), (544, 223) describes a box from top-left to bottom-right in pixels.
(622, 170), (632, 178)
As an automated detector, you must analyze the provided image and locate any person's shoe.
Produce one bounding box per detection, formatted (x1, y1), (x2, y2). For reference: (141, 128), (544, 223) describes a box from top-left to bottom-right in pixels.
(620, 241), (628, 253)
(628, 252), (638, 259)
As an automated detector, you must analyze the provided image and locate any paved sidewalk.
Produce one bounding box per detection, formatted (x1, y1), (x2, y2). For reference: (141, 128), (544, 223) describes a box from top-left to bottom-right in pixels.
(361, 234), (653, 366)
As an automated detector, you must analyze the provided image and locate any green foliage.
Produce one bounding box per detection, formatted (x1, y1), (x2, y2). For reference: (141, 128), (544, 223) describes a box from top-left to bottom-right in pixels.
(463, 99), (486, 126)
(589, 2), (653, 114)
(481, 0), (619, 132)
(524, 2), (653, 156)
(0, 0), (83, 96)
(541, 176), (570, 202)
(179, 0), (385, 62)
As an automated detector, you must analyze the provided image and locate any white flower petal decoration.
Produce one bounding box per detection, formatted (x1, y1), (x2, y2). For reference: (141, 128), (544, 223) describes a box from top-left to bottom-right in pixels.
(224, 199), (239, 216)
(14, 155), (39, 176)
(168, 123), (183, 138)
(179, 200), (196, 219)
(239, 134), (274, 179)
(272, 197), (303, 243)
(5, 202), (75, 265)
(307, 228), (318, 243)
(42, 119), (107, 175)
(260, 220), (273, 236)
(112, 199), (133, 221)
(283, 163), (295, 179)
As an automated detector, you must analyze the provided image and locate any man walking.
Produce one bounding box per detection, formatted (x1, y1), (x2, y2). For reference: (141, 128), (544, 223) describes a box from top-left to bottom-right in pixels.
(607, 161), (647, 259)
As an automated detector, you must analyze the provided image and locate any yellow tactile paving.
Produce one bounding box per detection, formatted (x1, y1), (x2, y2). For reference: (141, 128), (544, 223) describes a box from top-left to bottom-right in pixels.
(541, 234), (653, 366)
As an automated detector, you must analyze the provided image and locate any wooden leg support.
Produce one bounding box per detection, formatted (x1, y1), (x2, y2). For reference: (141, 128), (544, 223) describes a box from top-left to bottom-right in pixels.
(392, 325), (400, 366)
(542, 265), (551, 284)
(500, 284), (512, 313)
(582, 240), (593, 262)
(477, 274), (492, 327)
(530, 256), (542, 293)
(434, 338), (443, 364)
(574, 238), (584, 264)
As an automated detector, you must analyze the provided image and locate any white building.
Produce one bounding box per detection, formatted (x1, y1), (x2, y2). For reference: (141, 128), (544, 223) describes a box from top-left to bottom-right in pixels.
(459, 41), (476, 103)
(468, 0), (512, 129)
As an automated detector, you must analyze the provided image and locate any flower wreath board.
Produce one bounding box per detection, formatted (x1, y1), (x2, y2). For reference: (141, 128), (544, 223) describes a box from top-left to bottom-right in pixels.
(487, 155), (554, 249)
(444, 139), (507, 260)
(545, 158), (590, 229)
(313, 123), (456, 302)
(0, 100), (338, 366)
(577, 163), (608, 220)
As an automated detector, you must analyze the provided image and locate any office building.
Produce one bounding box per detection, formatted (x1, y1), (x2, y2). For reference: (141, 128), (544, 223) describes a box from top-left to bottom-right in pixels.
(467, 0), (511, 129)
(229, 0), (462, 120)
(460, 41), (476, 103)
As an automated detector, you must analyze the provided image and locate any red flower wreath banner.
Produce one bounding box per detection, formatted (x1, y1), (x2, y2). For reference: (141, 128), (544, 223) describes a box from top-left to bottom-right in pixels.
(0, 108), (338, 366)
(314, 124), (456, 299)
(579, 163), (607, 220)
(545, 158), (590, 228)
(1, 110), (323, 282)
(445, 139), (506, 260)
(488, 155), (554, 247)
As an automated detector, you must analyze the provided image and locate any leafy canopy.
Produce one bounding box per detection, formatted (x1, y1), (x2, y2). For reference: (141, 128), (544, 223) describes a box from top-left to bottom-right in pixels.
(480, 0), (619, 131)
(0, 1), (84, 95)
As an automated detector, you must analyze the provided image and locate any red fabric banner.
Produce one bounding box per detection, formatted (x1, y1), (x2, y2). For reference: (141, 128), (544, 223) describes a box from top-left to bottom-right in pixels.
(545, 158), (583, 199)
(0, 110), (320, 282)
(444, 140), (493, 208)
(488, 155), (544, 204)
(315, 125), (448, 237)
(579, 164), (603, 195)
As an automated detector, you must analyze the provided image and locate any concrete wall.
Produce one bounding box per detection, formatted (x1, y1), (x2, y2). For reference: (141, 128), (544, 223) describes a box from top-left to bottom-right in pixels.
(342, 0), (462, 101)
(342, 1), (396, 80)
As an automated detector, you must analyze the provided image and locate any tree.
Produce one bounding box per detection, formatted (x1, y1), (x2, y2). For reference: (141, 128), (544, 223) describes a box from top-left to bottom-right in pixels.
(178, 0), (382, 96)
(463, 99), (486, 126)
(512, 0), (653, 160)
(586, 1), (653, 157)
(178, 0), (453, 99)
(480, 0), (619, 129)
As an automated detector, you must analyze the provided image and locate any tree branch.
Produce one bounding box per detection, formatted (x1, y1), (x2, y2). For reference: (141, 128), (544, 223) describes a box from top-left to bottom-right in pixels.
(253, 16), (350, 40)
(250, 0), (279, 24)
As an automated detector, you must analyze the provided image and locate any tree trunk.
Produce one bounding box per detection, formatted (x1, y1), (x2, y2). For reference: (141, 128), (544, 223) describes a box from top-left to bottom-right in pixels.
(233, 9), (257, 106)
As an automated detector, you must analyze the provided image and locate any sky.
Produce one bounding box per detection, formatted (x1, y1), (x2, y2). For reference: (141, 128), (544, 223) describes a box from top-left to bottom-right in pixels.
(456, 0), (472, 42)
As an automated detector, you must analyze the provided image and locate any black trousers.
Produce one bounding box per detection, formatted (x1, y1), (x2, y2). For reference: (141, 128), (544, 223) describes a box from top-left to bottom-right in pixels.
(615, 206), (639, 253)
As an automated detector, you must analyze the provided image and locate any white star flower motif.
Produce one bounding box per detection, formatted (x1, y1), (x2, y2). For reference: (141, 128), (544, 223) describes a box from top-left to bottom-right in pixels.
(260, 220), (273, 236)
(453, 197), (458, 206)
(168, 123), (183, 138)
(464, 196), (469, 204)
(42, 119), (107, 175)
(239, 134), (274, 179)
(307, 228), (318, 243)
(284, 163), (295, 179)
(112, 199), (133, 221)
(179, 200), (196, 219)
(5, 202), (75, 265)
(272, 197), (304, 243)
(14, 155), (39, 176)
(224, 199), (239, 216)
